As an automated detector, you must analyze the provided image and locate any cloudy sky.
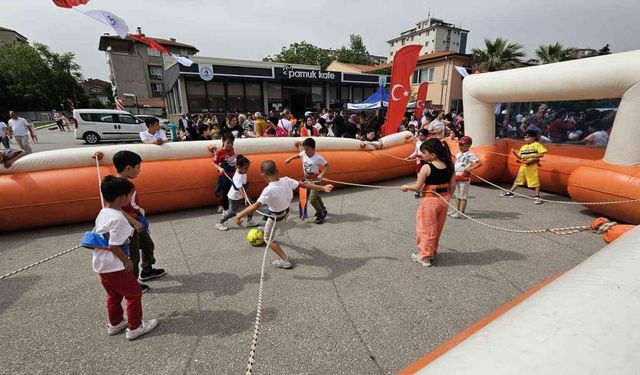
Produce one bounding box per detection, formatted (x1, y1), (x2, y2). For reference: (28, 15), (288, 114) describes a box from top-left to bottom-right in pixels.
(3, 0), (639, 80)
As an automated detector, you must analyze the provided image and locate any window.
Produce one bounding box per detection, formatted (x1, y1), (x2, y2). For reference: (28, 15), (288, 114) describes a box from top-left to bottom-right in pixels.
(80, 113), (116, 122)
(207, 82), (225, 112)
(151, 83), (163, 96)
(186, 81), (207, 111)
(328, 85), (339, 106)
(311, 85), (324, 110)
(227, 83), (244, 112)
(340, 86), (350, 101)
(414, 67), (435, 83)
(352, 87), (364, 103)
(117, 114), (139, 124)
(401, 39), (405, 46)
(147, 47), (161, 57)
(180, 49), (190, 56)
(245, 83), (262, 112)
(425, 41), (429, 47)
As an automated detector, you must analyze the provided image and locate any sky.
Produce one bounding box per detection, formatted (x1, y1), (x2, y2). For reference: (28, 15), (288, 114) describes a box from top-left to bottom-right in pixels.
(3, 0), (639, 80)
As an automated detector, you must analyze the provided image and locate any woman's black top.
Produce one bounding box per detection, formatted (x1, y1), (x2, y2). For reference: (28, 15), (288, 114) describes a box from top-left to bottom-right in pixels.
(423, 162), (452, 185)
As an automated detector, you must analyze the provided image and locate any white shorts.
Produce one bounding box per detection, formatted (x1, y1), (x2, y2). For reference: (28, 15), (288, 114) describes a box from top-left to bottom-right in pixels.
(263, 213), (289, 242)
(455, 180), (470, 200)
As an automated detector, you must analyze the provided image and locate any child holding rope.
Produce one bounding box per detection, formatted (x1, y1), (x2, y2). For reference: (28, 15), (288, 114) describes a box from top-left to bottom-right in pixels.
(235, 160), (334, 269)
(212, 133), (238, 215)
(500, 130), (547, 204)
(284, 138), (330, 224)
(400, 139), (456, 267)
(90, 176), (158, 340)
(450, 136), (482, 219)
(215, 155), (256, 231)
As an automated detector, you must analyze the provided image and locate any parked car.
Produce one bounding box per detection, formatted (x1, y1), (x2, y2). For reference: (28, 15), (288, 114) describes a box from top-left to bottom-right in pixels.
(73, 109), (146, 144)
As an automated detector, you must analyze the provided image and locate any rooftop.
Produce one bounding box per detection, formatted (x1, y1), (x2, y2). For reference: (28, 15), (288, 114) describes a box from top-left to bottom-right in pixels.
(0, 25), (28, 41)
(362, 51), (470, 72)
(99, 34), (199, 52)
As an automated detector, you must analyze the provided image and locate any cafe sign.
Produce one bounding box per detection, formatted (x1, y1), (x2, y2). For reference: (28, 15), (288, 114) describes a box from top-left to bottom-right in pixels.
(275, 64), (339, 82)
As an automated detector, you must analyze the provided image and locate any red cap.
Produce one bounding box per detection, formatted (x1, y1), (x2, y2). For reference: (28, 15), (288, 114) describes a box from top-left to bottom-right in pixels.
(459, 136), (473, 145)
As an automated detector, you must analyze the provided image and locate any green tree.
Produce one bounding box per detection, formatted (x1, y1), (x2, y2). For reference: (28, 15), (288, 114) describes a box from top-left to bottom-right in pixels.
(0, 41), (86, 112)
(263, 41), (332, 69)
(336, 34), (373, 65)
(535, 42), (572, 64)
(471, 37), (525, 72)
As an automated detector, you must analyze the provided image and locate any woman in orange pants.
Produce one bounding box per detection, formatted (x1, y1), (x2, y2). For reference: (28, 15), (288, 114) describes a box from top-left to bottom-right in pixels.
(401, 139), (456, 267)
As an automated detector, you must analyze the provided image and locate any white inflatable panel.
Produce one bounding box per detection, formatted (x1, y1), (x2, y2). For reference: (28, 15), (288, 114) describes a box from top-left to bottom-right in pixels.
(463, 50), (640, 165)
(417, 226), (640, 375)
(2, 132), (412, 174)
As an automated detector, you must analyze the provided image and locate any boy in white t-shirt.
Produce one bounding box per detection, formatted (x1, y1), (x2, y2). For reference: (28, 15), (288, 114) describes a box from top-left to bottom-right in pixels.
(235, 160), (334, 269)
(87, 176), (158, 340)
(215, 155), (256, 230)
(139, 118), (167, 145)
(450, 136), (482, 219)
(284, 137), (331, 224)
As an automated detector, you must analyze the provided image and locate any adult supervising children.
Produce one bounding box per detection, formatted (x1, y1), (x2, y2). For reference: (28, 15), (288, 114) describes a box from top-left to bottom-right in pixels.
(8, 111), (34, 154)
(400, 139), (456, 267)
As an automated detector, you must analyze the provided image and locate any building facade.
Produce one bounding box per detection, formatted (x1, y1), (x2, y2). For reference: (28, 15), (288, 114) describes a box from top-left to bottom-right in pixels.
(80, 78), (112, 106)
(387, 16), (468, 61)
(0, 26), (28, 44)
(163, 57), (386, 118)
(98, 30), (198, 107)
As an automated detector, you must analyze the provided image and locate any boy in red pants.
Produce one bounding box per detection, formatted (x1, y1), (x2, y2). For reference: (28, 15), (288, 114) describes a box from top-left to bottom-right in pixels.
(91, 176), (158, 340)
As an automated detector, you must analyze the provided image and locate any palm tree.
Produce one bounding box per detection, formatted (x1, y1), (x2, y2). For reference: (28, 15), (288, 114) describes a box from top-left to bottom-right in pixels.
(536, 42), (572, 64)
(471, 37), (525, 72)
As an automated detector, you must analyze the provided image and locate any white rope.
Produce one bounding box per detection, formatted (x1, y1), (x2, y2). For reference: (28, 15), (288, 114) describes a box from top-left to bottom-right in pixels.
(245, 212), (278, 374)
(322, 177), (594, 235)
(0, 245), (81, 281)
(470, 172), (640, 206)
(95, 156), (105, 209)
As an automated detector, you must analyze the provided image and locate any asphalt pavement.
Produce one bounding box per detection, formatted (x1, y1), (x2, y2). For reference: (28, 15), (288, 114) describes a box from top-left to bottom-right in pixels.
(0, 170), (604, 374)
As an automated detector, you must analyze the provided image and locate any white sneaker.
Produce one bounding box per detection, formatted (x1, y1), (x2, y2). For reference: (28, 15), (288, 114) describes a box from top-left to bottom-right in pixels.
(449, 212), (462, 219)
(271, 258), (293, 269)
(217, 206), (224, 213)
(107, 319), (128, 335)
(125, 319), (158, 341)
(533, 197), (543, 205)
(411, 253), (432, 267)
(245, 219), (258, 227)
(215, 222), (228, 231)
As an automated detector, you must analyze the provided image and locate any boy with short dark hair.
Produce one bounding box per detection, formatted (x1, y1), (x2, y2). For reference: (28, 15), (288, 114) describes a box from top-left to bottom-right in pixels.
(500, 130), (548, 204)
(235, 160), (334, 269)
(215, 154), (256, 231)
(284, 138), (330, 224)
(450, 136), (482, 218)
(89, 175), (158, 340)
(112, 151), (166, 292)
(139, 118), (167, 145)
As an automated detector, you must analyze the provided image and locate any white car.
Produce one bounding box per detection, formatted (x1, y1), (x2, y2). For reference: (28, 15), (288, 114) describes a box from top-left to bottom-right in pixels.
(73, 109), (146, 144)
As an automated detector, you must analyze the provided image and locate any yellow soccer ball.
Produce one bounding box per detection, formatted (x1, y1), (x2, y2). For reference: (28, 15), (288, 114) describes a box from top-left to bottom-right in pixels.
(247, 228), (265, 247)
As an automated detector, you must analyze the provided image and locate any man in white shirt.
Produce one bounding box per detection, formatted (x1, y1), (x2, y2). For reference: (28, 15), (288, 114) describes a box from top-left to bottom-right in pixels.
(8, 111), (33, 154)
(278, 108), (293, 134)
(139, 118), (167, 145)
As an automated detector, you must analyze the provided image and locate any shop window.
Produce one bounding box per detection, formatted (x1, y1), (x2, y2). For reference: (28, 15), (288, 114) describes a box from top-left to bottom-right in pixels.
(267, 83), (283, 111)
(227, 82), (244, 112)
(206, 82), (225, 112)
(363, 86), (374, 99)
(186, 81), (207, 112)
(340, 86), (350, 102)
(311, 85), (324, 110)
(352, 87), (364, 103)
(245, 83), (263, 112)
(328, 85), (338, 106)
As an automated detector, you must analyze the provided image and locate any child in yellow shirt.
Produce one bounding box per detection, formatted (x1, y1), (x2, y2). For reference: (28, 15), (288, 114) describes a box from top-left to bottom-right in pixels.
(500, 130), (547, 204)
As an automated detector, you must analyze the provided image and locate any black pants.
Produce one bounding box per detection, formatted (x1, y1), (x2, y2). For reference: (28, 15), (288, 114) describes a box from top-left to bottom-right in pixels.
(215, 175), (232, 210)
(129, 230), (155, 278)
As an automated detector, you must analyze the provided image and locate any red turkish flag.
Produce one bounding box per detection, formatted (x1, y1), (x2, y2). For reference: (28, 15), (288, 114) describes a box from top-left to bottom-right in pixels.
(383, 45), (422, 136)
(413, 82), (429, 124)
(52, 0), (89, 8)
(130, 34), (171, 55)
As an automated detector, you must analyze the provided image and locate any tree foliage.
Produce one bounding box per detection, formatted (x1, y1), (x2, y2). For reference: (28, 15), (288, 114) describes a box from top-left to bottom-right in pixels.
(0, 41), (87, 113)
(263, 41), (332, 69)
(535, 42), (573, 64)
(336, 34), (373, 65)
(471, 37), (525, 72)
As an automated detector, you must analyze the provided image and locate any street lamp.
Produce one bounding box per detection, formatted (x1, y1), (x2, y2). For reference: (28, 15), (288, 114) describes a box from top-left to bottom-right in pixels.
(123, 93), (139, 114)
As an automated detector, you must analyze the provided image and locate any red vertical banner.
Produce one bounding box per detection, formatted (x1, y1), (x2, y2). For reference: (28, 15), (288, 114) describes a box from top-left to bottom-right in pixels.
(413, 82), (429, 122)
(383, 45), (422, 135)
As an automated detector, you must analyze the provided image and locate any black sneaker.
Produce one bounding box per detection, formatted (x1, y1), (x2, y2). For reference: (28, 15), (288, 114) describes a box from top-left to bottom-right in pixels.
(499, 191), (515, 197)
(140, 284), (150, 293)
(315, 211), (327, 224)
(139, 268), (166, 282)
(414, 191), (421, 199)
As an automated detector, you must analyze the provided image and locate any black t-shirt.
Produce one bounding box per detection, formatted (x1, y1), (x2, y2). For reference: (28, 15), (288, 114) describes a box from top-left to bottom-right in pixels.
(220, 125), (245, 138)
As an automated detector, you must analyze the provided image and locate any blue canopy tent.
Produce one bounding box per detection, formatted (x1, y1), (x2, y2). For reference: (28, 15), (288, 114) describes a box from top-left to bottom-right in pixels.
(347, 85), (415, 110)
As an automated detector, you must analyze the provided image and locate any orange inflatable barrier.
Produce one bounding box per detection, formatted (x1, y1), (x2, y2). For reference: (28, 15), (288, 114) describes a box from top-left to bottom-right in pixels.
(0, 133), (415, 232)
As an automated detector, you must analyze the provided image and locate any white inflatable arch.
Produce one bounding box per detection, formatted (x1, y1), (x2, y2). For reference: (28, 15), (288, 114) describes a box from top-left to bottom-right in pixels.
(463, 50), (640, 166)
